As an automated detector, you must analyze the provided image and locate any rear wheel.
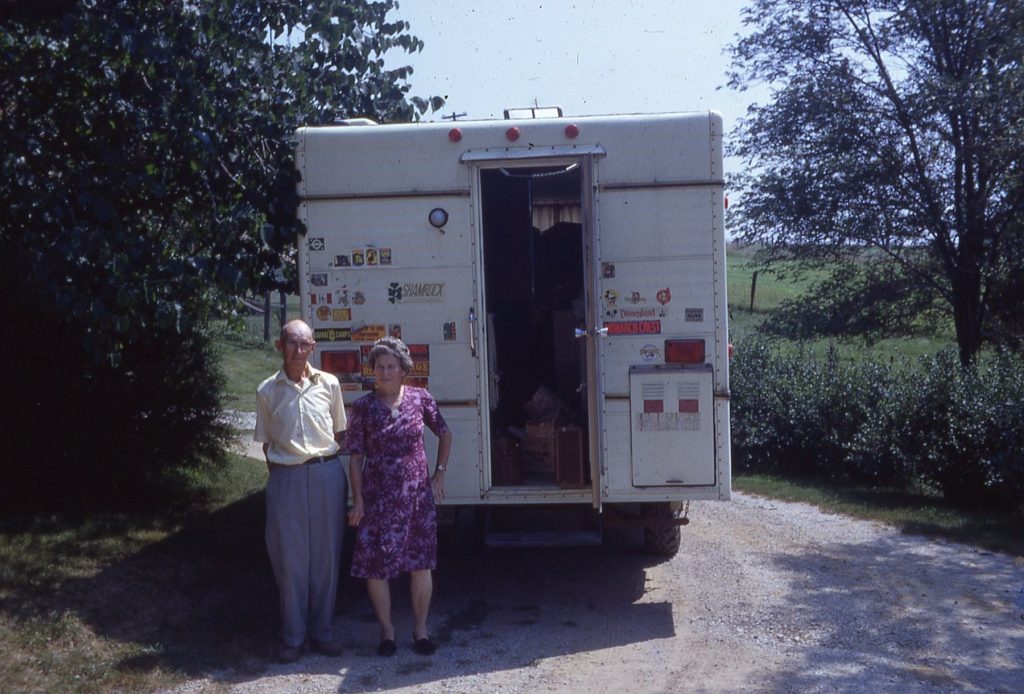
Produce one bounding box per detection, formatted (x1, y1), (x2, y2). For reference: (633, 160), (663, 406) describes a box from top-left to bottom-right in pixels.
(642, 502), (681, 556)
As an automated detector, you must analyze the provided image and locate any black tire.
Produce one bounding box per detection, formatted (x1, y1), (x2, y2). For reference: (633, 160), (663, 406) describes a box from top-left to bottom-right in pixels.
(642, 502), (681, 556)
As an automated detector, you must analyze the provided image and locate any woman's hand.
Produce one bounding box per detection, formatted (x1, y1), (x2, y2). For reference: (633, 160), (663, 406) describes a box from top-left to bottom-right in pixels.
(347, 497), (364, 526)
(431, 471), (446, 503)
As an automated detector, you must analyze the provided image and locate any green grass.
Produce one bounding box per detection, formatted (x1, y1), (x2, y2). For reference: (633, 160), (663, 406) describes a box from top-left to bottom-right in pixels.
(0, 454), (275, 693)
(213, 293), (300, 409)
(734, 474), (1024, 558)
(725, 244), (954, 361)
(216, 330), (281, 409)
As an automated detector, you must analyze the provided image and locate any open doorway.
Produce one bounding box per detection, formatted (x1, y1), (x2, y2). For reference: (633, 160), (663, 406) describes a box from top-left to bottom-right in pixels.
(479, 162), (589, 488)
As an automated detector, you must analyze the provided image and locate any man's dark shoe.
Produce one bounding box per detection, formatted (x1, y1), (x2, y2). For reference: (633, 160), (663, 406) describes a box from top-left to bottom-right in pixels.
(311, 639), (344, 657)
(277, 644), (303, 663)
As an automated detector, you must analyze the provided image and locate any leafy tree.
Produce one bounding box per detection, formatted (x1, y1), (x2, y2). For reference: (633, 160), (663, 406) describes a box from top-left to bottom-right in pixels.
(727, 0), (1024, 365)
(0, 0), (441, 510)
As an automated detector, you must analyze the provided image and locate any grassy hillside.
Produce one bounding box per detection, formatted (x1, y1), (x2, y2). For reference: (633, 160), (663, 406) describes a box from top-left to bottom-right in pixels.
(725, 244), (953, 361)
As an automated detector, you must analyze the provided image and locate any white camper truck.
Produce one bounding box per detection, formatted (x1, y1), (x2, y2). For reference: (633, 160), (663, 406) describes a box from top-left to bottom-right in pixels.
(294, 109), (731, 554)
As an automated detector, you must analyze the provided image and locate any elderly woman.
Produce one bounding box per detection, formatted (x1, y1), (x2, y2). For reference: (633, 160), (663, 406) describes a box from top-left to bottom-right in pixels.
(345, 336), (452, 657)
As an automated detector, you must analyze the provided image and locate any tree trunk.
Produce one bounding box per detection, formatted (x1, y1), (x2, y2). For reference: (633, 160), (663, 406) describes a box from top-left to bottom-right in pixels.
(950, 257), (984, 368)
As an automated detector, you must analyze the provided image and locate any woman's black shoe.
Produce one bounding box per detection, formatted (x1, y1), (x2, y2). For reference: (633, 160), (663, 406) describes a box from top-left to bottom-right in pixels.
(377, 638), (397, 657)
(413, 636), (436, 656)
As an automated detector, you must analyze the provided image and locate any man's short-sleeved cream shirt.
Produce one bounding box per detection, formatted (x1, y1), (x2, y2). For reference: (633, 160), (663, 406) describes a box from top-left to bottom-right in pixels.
(254, 366), (347, 465)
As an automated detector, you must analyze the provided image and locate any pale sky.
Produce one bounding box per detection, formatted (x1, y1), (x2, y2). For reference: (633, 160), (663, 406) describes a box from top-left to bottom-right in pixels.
(386, 0), (761, 141)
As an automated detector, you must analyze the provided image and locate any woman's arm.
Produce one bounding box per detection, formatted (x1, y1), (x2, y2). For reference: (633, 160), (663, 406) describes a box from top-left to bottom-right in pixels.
(347, 453), (365, 526)
(431, 430), (452, 502)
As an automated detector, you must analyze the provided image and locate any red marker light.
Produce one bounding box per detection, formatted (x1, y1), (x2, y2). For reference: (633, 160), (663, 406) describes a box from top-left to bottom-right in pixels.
(724, 195), (729, 209)
(448, 128), (463, 142)
(506, 126), (520, 141)
(664, 339), (706, 364)
(565, 123), (580, 139)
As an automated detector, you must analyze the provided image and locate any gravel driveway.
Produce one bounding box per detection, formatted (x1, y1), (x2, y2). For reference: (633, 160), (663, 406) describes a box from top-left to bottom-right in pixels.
(173, 491), (1024, 693)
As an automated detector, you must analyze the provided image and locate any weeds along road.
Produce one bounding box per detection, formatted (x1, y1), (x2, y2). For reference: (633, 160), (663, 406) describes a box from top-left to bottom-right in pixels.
(176, 491), (1024, 693)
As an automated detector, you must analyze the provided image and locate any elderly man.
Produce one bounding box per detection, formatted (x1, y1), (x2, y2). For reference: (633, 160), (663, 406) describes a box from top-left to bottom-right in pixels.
(255, 319), (348, 663)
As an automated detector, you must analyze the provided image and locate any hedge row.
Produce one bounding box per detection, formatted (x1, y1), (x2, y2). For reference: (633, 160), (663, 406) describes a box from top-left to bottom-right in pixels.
(729, 336), (1024, 508)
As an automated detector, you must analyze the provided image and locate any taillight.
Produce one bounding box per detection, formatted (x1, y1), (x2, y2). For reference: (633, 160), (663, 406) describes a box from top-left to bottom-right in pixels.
(321, 350), (360, 375)
(664, 339), (705, 364)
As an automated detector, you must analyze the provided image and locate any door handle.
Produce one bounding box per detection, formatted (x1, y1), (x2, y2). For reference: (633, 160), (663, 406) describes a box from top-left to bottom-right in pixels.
(468, 307), (478, 357)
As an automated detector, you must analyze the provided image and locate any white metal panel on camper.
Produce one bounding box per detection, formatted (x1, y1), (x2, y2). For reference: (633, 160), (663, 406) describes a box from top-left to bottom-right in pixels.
(294, 110), (731, 550)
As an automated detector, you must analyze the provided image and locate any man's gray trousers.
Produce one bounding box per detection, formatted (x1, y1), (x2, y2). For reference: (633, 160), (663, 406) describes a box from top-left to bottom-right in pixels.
(265, 458), (347, 648)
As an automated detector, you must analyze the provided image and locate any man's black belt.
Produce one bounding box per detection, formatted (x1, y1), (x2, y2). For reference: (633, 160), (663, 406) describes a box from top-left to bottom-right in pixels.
(302, 452), (339, 466)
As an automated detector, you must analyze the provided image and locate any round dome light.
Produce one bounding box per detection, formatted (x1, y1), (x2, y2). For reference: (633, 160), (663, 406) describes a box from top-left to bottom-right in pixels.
(428, 208), (449, 228)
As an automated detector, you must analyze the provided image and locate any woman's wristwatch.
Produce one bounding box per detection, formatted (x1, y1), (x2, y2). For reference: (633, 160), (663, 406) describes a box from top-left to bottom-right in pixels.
(435, 464), (446, 472)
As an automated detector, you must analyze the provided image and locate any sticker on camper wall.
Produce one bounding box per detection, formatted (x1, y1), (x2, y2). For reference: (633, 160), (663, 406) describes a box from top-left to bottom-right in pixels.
(308, 237), (325, 252)
(625, 291), (647, 304)
(332, 308), (352, 322)
(380, 248), (392, 265)
(352, 324), (387, 342)
(605, 320), (661, 336)
(618, 306), (659, 319)
(334, 288), (349, 307)
(640, 344), (660, 362)
(353, 291), (366, 305)
(310, 273), (328, 287)
(334, 254), (350, 267)
(316, 305), (331, 321)
(603, 289), (618, 308)
(313, 328), (352, 342)
(352, 249), (365, 266)
(656, 287), (672, 305)
(443, 322), (457, 341)
(602, 262), (616, 279)
(685, 308), (704, 322)
(389, 282), (446, 304)
(637, 412), (699, 432)
(366, 247), (378, 266)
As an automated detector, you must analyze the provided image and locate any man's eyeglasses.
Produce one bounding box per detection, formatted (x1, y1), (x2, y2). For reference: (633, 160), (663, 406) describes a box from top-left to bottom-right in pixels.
(285, 340), (315, 352)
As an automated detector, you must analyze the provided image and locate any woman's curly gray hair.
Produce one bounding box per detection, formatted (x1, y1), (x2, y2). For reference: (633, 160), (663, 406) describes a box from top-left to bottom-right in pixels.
(368, 336), (414, 373)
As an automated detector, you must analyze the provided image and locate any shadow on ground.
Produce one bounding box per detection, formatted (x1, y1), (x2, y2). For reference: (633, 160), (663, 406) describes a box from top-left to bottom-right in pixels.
(35, 494), (673, 688)
(52, 491), (278, 677)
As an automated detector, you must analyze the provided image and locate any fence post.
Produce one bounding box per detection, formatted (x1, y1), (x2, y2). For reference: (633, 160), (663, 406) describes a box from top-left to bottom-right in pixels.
(749, 271), (758, 313)
(263, 291), (271, 342)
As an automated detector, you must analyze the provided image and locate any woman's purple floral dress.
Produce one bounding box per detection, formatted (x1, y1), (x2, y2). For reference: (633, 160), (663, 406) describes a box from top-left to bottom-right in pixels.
(345, 386), (449, 580)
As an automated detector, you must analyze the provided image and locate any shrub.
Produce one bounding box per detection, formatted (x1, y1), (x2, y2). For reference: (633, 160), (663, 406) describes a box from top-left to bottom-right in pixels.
(730, 336), (887, 480)
(0, 293), (231, 514)
(730, 337), (1024, 508)
(900, 350), (1024, 507)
